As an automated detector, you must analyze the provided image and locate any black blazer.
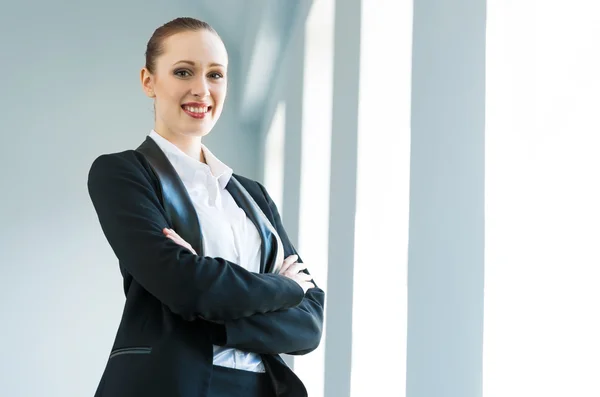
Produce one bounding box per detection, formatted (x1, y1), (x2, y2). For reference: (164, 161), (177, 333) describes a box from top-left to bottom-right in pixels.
(87, 137), (325, 397)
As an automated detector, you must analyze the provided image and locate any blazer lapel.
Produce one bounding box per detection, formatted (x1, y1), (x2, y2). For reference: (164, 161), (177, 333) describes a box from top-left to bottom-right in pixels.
(226, 177), (278, 274)
(135, 136), (280, 274)
(135, 137), (204, 256)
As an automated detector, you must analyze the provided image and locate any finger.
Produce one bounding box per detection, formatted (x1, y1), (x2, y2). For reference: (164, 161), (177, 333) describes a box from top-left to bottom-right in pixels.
(287, 263), (308, 275)
(165, 228), (179, 237)
(279, 255), (298, 274)
(282, 255), (298, 269)
(165, 230), (190, 247)
(166, 235), (196, 254)
(166, 234), (187, 247)
(301, 281), (315, 293)
(281, 255), (298, 272)
(165, 234), (180, 244)
(304, 281), (315, 289)
(294, 273), (312, 282)
(279, 261), (291, 275)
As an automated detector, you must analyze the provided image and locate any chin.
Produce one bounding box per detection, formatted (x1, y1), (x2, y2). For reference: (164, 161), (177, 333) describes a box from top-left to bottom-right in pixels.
(183, 125), (212, 137)
(199, 129), (212, 138)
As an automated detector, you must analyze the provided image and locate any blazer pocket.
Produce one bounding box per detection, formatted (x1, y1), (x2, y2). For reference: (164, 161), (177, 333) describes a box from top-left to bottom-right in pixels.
(109, 346), (152, 360)
(99, 347), (153, 397)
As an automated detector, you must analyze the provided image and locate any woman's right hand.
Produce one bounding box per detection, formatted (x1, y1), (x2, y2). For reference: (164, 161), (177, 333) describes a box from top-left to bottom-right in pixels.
(279, 255), (315, 294)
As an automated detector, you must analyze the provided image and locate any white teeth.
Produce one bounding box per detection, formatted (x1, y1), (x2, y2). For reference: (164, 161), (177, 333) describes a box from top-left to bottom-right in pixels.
(184, 106), (209, 114)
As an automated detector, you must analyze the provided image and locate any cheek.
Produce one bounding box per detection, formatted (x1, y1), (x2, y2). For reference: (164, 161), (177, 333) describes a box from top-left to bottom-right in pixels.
(157, 81), (184, 106)
(213, 84), (227, 105)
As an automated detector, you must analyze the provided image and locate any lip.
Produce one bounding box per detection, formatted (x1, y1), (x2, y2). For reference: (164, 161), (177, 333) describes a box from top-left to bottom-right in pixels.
(182, 102), (211, 107)
(181, 102), (212, 120)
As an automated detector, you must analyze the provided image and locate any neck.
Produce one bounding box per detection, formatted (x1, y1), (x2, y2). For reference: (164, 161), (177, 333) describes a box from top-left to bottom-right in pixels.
(154, 127), (206, 163)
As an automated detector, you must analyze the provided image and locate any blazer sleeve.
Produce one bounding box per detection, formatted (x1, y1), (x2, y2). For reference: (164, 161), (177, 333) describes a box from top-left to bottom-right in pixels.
(214, 182), (325, 355)
(87, 153), (305, 322)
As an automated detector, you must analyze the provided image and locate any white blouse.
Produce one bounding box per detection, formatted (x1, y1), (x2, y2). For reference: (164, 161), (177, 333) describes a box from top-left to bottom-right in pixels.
(149, 130), (265, 373)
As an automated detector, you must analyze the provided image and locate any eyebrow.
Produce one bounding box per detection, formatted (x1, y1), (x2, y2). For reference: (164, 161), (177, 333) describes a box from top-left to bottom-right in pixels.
(172, 60), (225, 68)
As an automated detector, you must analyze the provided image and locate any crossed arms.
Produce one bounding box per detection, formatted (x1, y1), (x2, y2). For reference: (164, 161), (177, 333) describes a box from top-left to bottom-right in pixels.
(87, 152), (325, 355)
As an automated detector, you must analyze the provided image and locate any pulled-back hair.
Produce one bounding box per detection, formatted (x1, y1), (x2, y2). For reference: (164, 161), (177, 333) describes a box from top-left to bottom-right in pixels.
(145, 17), (221, 74)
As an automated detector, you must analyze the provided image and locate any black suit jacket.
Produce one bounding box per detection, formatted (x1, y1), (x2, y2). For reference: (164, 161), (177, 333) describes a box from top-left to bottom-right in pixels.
(87, 137), (325, 397)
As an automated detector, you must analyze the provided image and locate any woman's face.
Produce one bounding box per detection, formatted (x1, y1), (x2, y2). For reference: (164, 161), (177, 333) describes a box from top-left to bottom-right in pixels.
(141, 29), (228, 139)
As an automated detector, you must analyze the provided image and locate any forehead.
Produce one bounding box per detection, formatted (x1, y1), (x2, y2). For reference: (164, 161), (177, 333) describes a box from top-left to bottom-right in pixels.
(160, 30), (228, 67)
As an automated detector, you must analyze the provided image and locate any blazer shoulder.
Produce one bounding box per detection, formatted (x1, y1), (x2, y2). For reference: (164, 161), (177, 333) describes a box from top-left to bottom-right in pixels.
(88, 150), (156, 184)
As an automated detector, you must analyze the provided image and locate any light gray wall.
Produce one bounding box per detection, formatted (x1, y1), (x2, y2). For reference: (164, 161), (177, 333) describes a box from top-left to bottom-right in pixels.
(0, 2), (256, 396)
(406, 1), (486, 396)
(323, 1), (361, 396)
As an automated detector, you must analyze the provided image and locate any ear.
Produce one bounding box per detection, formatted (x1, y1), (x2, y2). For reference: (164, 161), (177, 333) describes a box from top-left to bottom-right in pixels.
(140, 67), (155, 98)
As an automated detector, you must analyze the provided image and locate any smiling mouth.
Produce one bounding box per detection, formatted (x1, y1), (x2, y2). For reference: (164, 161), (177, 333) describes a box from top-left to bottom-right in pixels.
(181, 104), (212, 119)
(181, 104), (212, 114)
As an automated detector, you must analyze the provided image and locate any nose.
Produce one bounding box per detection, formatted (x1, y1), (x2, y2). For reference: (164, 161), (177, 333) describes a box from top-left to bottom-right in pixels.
(191, 76), (210, 98)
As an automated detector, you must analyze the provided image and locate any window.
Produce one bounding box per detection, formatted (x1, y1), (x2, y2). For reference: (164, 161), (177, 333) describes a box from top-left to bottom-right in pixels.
(484, 2), (600, 396)
(351, 1), (413, 396)
(263, 101), (286, 212)
(294, 0), (335, 395)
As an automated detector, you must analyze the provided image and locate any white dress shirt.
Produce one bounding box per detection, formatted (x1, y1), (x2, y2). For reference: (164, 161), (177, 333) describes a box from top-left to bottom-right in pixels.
(149, 130), (266, 373)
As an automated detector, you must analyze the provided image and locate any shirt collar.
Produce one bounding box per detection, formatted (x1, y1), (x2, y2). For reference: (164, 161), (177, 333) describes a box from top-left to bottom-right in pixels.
(148, 130), (233, 189)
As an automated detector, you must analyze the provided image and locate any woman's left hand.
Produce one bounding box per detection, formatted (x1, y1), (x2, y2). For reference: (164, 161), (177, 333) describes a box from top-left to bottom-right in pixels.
(163, 228), (197, 255)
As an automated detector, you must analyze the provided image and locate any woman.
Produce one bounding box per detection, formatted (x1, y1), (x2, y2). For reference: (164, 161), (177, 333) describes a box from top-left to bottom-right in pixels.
(87, 17), (325, 397)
